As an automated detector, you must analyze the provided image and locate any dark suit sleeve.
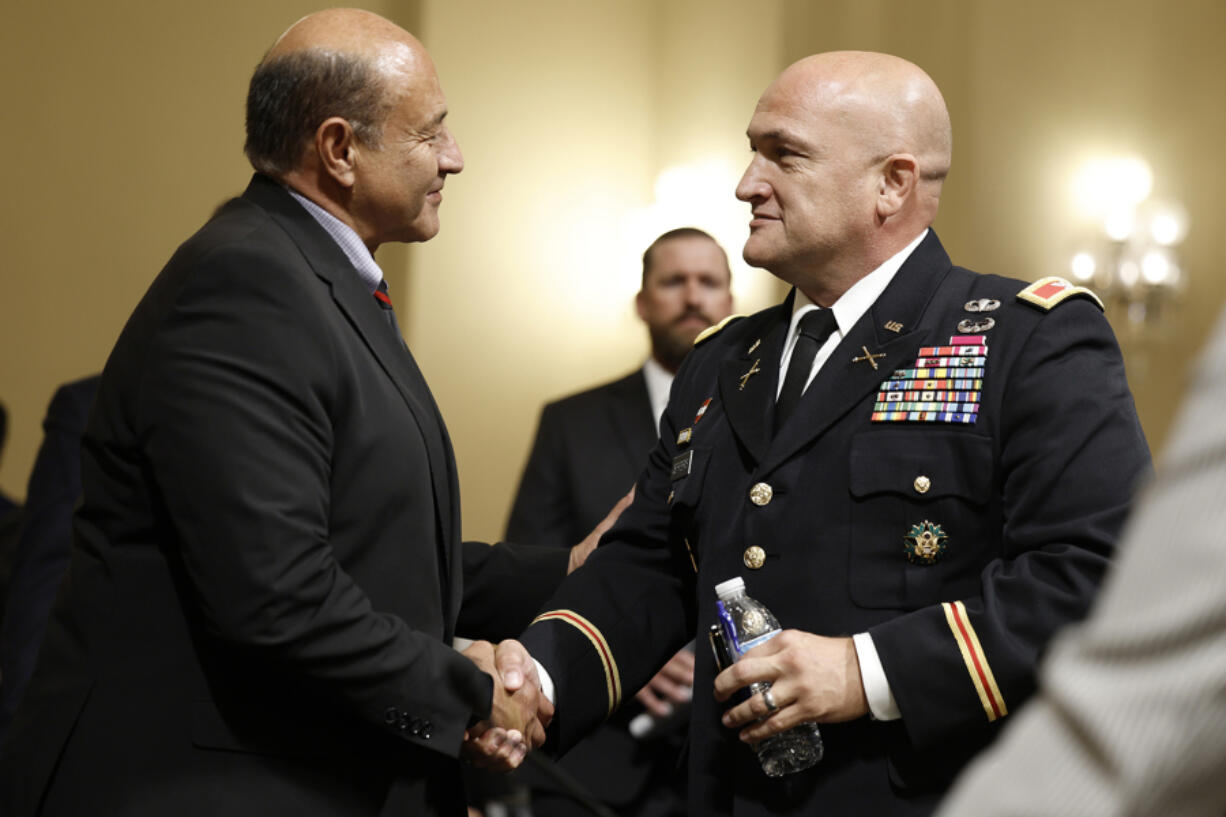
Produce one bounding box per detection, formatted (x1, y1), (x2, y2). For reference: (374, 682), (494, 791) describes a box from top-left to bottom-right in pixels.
(0, 378), (96, 737)
(137, 246), (490, 758)
(506, 403), (579, 547)
(870, 299), (1150, 750)
(457, 540), (569, 641)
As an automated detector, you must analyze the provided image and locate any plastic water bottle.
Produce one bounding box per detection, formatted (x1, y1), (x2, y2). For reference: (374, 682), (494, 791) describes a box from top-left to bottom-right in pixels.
(715, 576), (823, 777)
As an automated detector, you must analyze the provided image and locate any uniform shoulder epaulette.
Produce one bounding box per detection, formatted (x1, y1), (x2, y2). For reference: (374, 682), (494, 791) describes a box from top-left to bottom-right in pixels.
(1016, 276), (1104, 312)
(693, 314), (745, 346)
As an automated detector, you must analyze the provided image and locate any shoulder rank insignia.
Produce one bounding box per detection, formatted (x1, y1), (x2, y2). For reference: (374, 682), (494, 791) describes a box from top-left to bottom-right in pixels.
(1016, 277), (1105, 312)
(692, 314), (745, 346)
(693, 314), (745, 346)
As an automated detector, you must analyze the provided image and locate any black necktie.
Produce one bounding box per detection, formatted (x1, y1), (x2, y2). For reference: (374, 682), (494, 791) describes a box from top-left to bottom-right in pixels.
(775, 308), (838, 431)
(374, 280), (404, 341)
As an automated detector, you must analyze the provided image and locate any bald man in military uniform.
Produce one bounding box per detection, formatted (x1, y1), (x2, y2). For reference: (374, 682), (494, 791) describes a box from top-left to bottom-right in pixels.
(501, 51), (1151, 816)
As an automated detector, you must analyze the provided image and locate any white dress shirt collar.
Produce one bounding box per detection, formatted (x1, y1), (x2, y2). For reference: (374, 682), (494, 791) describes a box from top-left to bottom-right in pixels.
(642, 357), (674, 428)
(285, 187), (385, 296)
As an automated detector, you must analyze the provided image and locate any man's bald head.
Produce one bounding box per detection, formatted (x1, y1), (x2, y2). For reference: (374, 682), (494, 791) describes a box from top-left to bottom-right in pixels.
(736, 51), (953, 303)
(773, 51), (951, 189)
(244, 9), (431, 177)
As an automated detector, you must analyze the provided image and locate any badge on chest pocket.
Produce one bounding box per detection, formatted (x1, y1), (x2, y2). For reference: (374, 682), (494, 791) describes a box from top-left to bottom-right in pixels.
(847, 430), (994, 609)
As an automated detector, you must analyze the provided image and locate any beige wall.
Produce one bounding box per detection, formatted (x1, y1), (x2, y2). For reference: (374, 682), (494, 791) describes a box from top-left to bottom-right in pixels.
(3, 1), (1224, 546)
(411, 0), (785, 541)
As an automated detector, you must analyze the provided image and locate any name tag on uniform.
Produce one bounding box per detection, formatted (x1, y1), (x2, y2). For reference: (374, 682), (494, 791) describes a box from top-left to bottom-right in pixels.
(671, 451), (694, 481)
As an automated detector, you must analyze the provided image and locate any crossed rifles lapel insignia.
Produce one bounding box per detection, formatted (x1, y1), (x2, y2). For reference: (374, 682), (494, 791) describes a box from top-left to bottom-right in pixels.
(739, 359), (762, 390)
(852, 346), (886, 370)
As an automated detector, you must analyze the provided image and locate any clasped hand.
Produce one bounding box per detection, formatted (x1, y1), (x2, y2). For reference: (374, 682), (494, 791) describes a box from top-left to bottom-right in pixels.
(460, 639), (552, 770)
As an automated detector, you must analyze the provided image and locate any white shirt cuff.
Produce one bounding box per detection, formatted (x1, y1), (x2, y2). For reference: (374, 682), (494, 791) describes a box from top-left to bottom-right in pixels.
(852, 632), (900, 721)
(533, 658), (557, 706)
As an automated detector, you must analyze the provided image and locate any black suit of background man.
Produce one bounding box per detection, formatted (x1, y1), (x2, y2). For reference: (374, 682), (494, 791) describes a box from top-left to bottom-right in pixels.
(503, 229), (733, 817)
(0, 402), (17, 521)
(0, 375), (98, 742)
(0, 402), (23, 615)
(508, 371), (654, 549)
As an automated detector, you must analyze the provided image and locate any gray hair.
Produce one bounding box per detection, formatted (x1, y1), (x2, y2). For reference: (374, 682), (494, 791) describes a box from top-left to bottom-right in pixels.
(244, 49), (391, 176)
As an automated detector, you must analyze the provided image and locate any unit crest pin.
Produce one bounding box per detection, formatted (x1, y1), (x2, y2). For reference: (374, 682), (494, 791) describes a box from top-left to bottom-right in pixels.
(904, 520), (948, 565)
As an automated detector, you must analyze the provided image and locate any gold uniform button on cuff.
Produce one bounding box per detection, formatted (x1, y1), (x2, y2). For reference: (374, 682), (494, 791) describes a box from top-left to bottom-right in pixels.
(914, 475), (932, 494)
(743, 546), (766, 569)
(749, 482), (773, 506)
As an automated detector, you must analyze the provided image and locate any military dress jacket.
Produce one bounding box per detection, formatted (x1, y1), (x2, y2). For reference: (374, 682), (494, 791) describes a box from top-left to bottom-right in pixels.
(520, 231), (1151, 817)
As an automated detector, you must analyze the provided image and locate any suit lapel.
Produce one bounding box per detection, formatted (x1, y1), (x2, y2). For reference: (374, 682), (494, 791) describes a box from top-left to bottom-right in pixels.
(243, 176), (458, 589)
(762, 232), (955, 473)
(606, 370), (657, 470)
(717, 298), (793, 467)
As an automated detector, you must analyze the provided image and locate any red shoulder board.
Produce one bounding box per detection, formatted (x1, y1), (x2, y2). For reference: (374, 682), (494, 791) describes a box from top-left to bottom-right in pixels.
(1016, 277), (1104, 312)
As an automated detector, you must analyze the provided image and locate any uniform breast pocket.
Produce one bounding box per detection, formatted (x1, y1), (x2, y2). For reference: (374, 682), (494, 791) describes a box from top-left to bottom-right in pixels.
(848, 430), (996, 610)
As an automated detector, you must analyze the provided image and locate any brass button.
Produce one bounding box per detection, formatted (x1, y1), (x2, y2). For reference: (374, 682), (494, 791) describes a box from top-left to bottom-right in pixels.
(743, 546), (766, 570)
(914, 475), (932, 495)
(749, 482), (773, 506)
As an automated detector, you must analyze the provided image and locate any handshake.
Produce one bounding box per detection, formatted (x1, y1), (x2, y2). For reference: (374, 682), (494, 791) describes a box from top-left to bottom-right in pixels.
(460, 639), (552, 770)
(457, 489), (636, 770)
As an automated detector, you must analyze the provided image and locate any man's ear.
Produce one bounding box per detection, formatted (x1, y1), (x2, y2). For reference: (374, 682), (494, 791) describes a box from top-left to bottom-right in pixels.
(876, 154), (918, 220)
(315, 116), (358, 189)
(635, 288), (649, 321)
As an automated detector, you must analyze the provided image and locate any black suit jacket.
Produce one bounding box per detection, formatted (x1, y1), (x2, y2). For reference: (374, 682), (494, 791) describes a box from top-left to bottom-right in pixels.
(506, 370), (656, 547)
(0, 375), (98, 741)
(0, 176), (564, 817)
(522, 232), (1151, 816)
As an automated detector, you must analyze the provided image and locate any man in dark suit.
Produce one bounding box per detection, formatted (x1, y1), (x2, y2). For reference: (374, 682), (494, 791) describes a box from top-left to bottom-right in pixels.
(501, 51), (1151, 816)
(508, 227), (734, 547)
(504, 229), (732, 815)
(0, 375), (98, 742)
(0, 403), (18, 521)
(0, 400), (20, 626)
(0, 10), (557, 817)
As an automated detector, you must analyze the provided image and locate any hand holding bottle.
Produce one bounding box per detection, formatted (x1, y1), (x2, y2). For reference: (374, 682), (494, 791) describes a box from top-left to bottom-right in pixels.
(713, 629), (869, 743)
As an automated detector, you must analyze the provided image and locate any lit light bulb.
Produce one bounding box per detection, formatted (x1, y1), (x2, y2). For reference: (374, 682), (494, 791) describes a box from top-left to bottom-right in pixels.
(1104, 207), (1135, 242)
(1148, 202), (1189, 246)
(1141, 250), (1170, 284)
(1071, 156), (1153, 217)
(1070, 252), (1097, 281)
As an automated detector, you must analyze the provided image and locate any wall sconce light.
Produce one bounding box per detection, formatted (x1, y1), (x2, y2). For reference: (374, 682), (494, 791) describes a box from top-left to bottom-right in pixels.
(1069, 156), (1188, 331)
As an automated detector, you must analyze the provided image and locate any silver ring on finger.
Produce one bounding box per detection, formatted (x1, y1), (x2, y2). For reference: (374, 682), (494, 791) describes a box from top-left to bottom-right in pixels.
(761, 688), (778, 712)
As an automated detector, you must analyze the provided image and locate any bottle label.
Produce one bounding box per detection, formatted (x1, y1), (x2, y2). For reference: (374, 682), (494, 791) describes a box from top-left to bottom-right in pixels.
(716, 600), (780, 658)
(736, 630), (779, 656)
